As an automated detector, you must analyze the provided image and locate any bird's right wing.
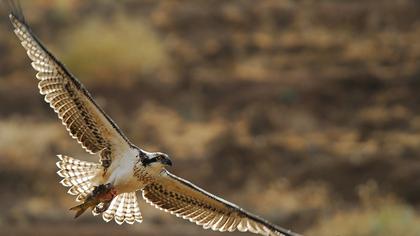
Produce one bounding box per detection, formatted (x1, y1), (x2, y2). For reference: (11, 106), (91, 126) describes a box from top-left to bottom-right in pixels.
(8, 3), (132, 166)
(142, 170), (301, 236)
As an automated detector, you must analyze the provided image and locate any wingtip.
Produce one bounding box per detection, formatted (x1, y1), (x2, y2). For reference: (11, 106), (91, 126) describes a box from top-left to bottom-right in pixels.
(8, 11), (22, 29)
(6, 0), (26, 24)
(8, 12), (17, 23)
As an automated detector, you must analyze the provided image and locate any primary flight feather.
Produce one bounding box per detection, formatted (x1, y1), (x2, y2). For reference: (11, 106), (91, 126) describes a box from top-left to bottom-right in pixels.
(7, 2), (301, 236)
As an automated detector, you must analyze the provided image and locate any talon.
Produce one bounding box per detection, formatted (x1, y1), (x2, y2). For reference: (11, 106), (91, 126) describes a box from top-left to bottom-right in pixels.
(94, 201), (111, 214)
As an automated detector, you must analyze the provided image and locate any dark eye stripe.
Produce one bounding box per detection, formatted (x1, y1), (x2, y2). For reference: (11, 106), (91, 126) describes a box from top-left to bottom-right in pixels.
(142, 157), (157, 166)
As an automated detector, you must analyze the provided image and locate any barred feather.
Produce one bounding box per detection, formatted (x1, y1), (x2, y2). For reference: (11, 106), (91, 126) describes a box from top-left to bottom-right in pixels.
(102, 192), (142, 225)
(9, 8), (132, 167)
(142, 171), (298, 236)
(56, 155), (101, 202)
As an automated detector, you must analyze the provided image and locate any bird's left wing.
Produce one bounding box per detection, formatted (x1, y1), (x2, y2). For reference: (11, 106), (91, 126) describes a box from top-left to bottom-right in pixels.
(142, 170), (300, 236)
(8, 4), (132, 166)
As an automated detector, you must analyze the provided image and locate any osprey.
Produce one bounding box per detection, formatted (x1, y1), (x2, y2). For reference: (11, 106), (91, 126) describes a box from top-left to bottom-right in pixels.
(7, 2), (300, 236)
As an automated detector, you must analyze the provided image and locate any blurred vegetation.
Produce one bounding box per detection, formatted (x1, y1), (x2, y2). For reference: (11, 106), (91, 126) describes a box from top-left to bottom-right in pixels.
(60, 13), (168, 86)
(308, 182), (420, 236)
(0, 0), (420, 236)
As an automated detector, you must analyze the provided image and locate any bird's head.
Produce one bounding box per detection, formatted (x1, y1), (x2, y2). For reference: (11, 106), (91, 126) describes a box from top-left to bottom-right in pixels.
(141, 151), (172, 168)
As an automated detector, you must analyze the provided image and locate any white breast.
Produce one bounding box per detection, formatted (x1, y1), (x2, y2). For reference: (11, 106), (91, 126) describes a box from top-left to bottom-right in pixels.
(106, 148), (145, 193)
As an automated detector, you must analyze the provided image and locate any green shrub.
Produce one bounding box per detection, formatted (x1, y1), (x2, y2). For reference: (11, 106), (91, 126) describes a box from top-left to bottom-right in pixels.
(59, 13), (168, 86)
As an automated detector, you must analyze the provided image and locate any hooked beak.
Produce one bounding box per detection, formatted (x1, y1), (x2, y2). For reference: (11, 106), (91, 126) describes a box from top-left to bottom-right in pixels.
(162, 156), (172, 166)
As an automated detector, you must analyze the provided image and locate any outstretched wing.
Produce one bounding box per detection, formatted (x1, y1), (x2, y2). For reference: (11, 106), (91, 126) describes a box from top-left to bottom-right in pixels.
(8, 6), (132, 165)
(142, 171), (300, 236)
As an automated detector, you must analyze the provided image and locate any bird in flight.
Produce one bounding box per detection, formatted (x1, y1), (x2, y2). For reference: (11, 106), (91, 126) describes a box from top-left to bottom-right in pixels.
(6, 2), (300, 236)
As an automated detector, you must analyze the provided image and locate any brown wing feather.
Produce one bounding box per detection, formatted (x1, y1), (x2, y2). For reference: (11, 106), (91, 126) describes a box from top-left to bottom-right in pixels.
(9, 11), (131, 164)
(142, 171), (300, 236)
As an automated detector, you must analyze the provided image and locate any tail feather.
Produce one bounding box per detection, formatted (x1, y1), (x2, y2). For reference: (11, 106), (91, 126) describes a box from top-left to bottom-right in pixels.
(102, 192), (143, 224)
(56, 155), (101, 202)
(103, 194), (122, 222)
(124, 194), (135, 223)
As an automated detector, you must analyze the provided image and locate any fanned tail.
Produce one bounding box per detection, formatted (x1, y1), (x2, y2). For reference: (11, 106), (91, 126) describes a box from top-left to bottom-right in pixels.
(56, 155), (101, 202)
(101, 192), (143, 225)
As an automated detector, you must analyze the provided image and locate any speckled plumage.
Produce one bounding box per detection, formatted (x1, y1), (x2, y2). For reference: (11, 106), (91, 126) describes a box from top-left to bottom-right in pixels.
(8, 2), (300, 236)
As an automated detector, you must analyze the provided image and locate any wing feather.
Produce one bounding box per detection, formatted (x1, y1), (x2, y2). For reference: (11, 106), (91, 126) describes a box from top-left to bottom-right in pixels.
(142, 171), (300, 236)
(8, 8), (131, 164)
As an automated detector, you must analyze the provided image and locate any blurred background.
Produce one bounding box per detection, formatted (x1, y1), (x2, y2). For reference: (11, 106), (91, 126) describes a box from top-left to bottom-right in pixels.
(0, 0), (420, 235)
